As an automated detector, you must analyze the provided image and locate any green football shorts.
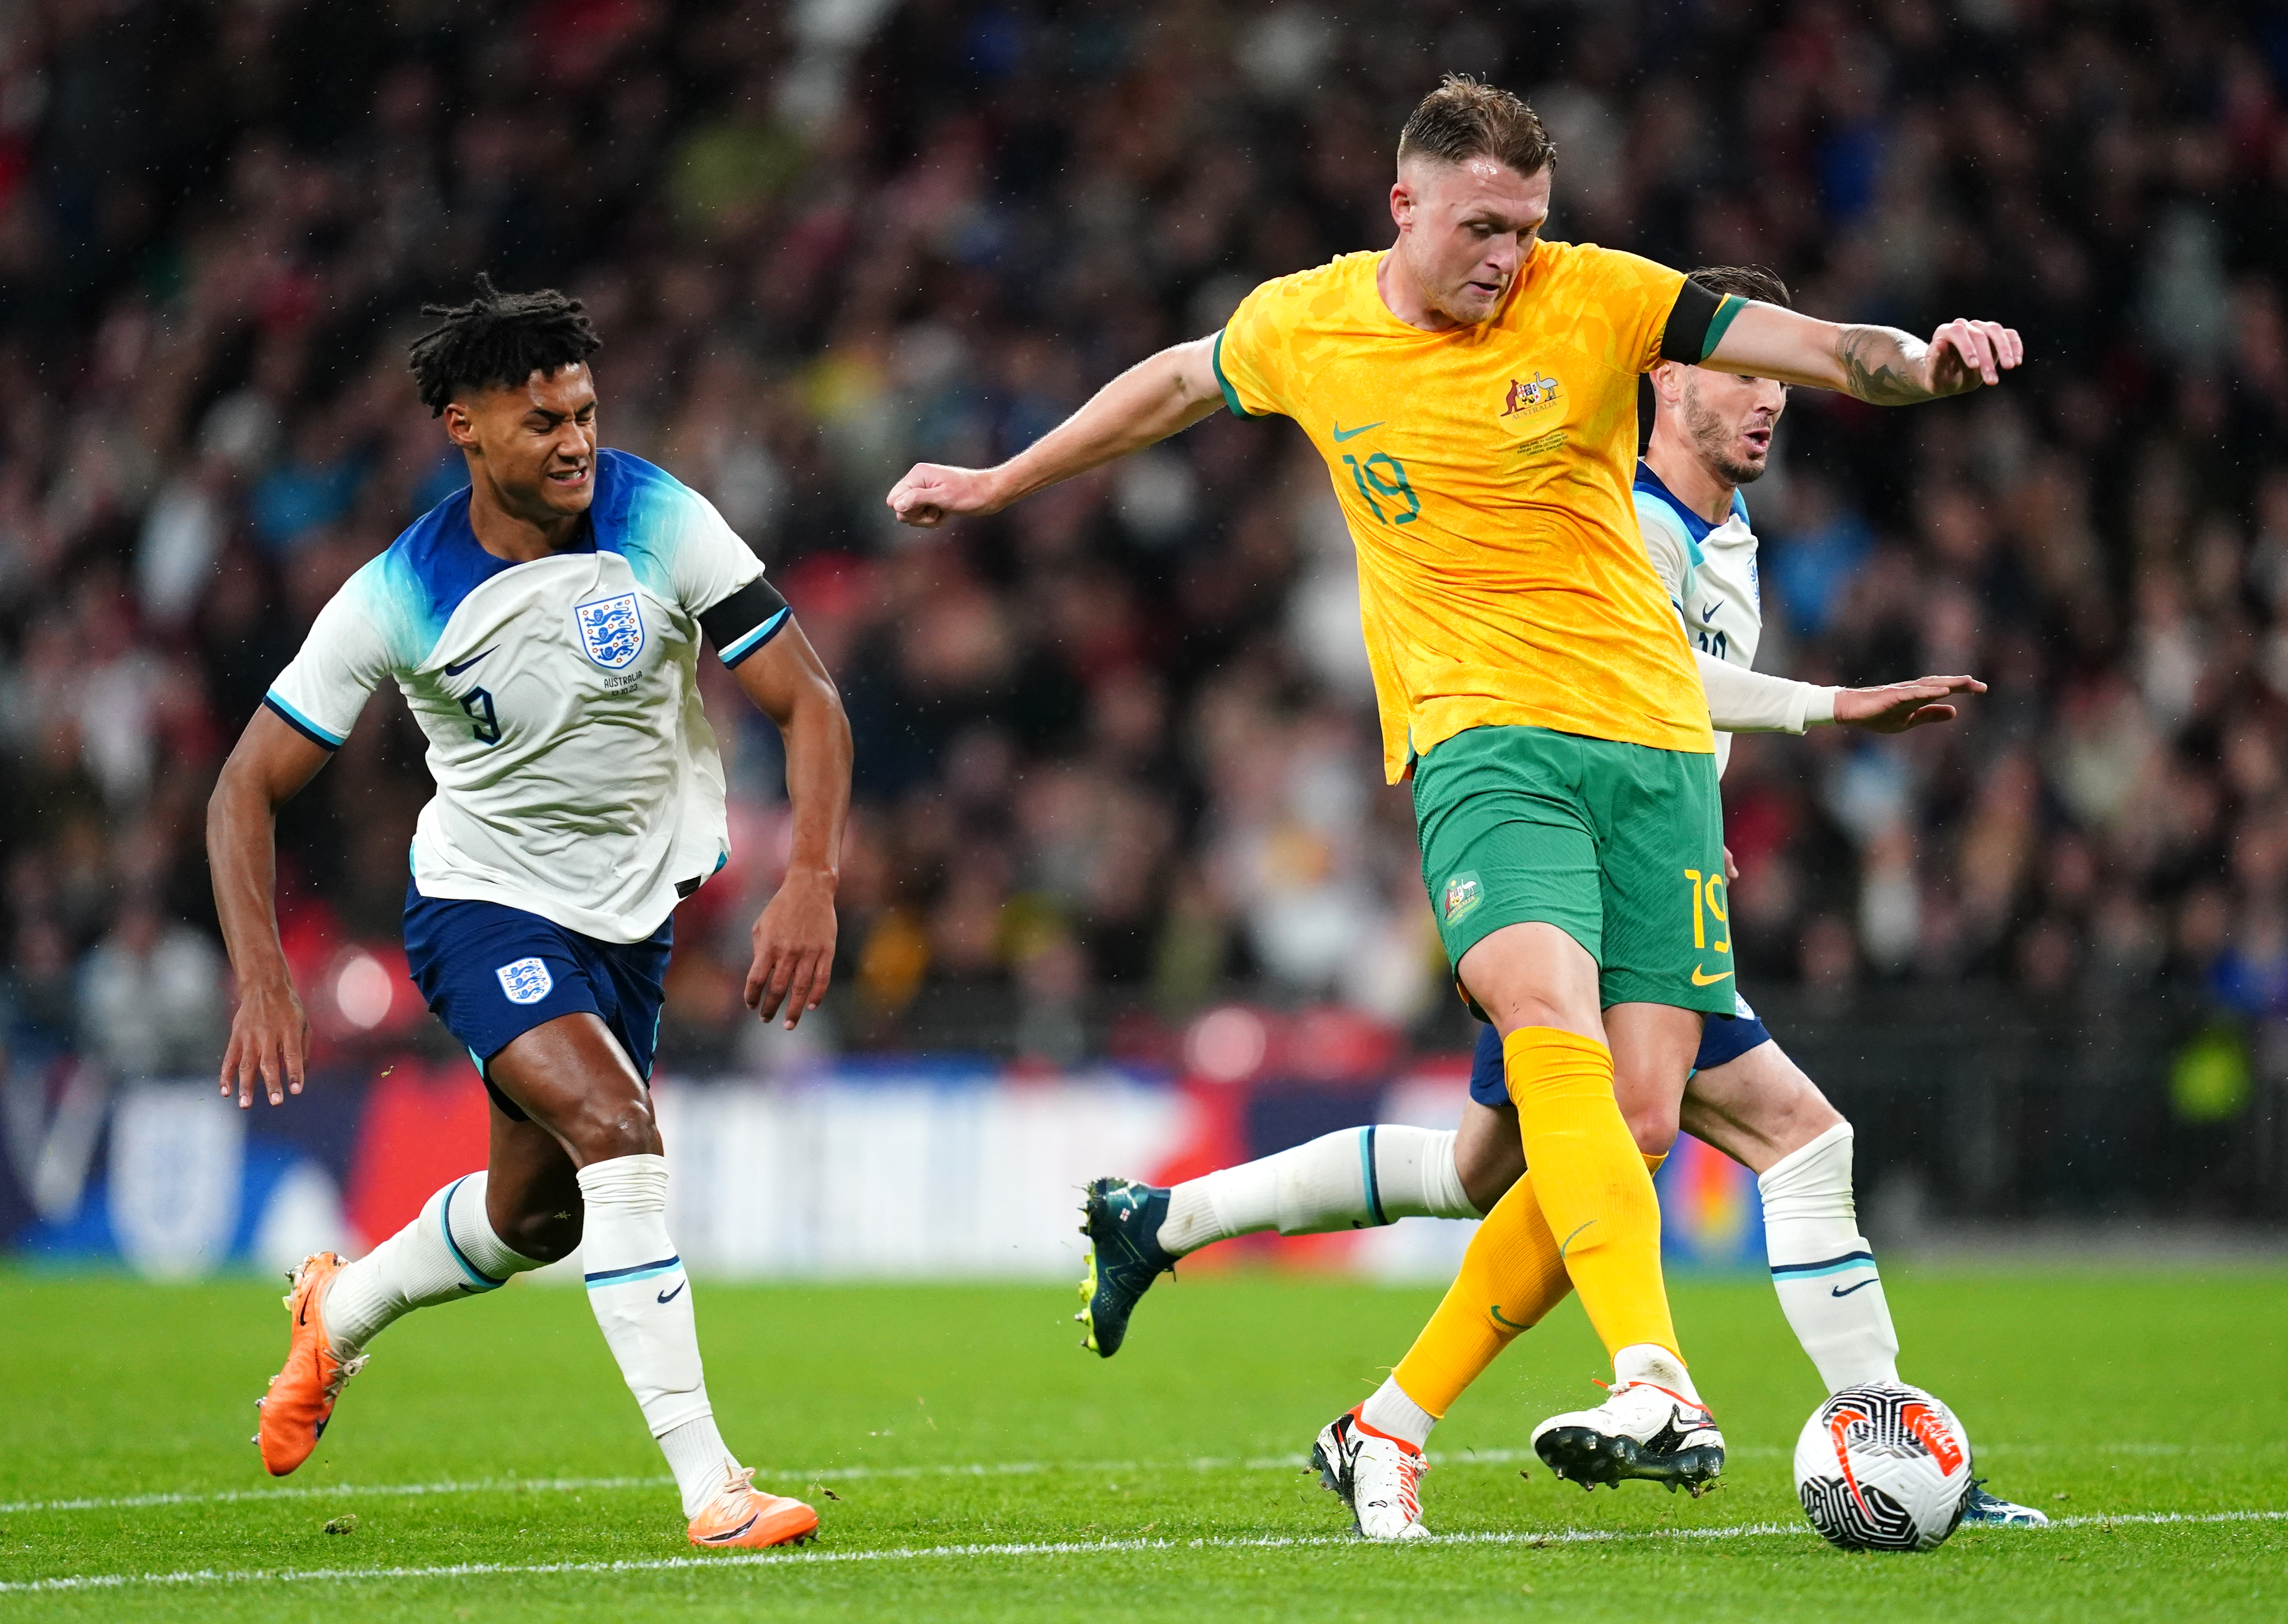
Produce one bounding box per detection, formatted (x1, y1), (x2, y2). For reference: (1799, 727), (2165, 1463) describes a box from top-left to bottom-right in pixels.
(1412, 723), (1734, 1015)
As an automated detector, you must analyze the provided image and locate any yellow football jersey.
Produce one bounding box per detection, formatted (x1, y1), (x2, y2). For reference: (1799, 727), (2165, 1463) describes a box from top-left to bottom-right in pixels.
(1215, 243), (1715, 782)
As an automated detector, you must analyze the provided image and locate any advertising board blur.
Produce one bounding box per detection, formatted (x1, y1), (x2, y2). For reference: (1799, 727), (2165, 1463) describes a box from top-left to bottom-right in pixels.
(4, 1054), (1763, 1280)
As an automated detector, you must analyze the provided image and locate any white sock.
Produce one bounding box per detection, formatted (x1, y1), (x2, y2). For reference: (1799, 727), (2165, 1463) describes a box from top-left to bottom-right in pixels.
(1358, 1373), (1436, 1450)
(1158, 1126), (1478, 1255)
(323, 1172), (544, 1356)
(1758, 1123), (1902, 1391)
(658, 1415), (740, 1513)
(576, 1154), (738, 1517)
(1374, 1127), (1481, 1220)
(1615, 1342), (1703, 1406)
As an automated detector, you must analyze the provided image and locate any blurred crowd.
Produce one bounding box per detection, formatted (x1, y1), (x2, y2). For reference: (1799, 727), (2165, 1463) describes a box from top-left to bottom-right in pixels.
(2, 0), (2286, 1081)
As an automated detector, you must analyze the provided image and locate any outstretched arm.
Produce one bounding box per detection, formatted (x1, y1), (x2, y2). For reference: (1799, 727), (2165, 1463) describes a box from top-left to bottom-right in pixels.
(887, 335), (1225, 526)
(1705, 302), (2023, 404)
(1830, 672), (1987, 731)
(728, 619), (851, 1028)
(209, 709), (334, 1107)
(1696, 653), (1986, 735)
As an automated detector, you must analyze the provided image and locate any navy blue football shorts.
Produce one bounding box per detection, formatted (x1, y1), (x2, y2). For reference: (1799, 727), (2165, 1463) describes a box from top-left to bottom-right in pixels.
(1465, 994), (1776, 1109)
(403, 880), (673, 1123)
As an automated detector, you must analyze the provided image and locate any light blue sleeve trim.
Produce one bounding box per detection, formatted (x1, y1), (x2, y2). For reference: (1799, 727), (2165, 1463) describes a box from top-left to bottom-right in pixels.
(261, 690), (346, 748)
(719, 606), (790, 667)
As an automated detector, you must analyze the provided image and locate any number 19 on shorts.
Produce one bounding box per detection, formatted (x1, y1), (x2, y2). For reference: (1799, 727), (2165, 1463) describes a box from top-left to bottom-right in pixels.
(1684, 868), (1728, 955)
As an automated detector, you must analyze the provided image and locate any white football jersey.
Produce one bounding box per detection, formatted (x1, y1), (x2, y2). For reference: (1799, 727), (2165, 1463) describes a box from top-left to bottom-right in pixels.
(1634, 464), (1762, 778)
(265, 451), (789, 943)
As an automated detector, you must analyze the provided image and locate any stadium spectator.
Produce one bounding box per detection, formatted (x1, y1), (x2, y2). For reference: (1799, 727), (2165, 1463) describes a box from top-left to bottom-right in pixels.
(0, 0), (2279, 1084)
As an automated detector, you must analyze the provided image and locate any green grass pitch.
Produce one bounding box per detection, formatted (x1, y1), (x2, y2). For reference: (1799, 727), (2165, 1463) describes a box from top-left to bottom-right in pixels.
(1, 1263), (2282, 1620)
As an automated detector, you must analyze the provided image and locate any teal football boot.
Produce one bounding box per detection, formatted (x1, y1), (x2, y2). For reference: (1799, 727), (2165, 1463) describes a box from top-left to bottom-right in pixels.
(1076, 1176), (1176, 1357)
(1960, 1480), (2050, 1527)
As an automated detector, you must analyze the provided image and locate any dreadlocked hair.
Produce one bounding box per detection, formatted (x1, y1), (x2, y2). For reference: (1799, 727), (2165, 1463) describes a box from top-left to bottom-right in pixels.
(406, 274), (602, 416)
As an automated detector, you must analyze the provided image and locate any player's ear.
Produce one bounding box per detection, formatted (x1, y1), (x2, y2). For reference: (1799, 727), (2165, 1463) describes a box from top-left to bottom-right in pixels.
(441, 399), (478, 452)
(1389, 178), (1412, 230)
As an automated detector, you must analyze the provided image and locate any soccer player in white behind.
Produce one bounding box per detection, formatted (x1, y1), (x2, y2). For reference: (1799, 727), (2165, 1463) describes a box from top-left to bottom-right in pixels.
(1077, 263), (2046, 1531)
(207, 279), (852, 1550)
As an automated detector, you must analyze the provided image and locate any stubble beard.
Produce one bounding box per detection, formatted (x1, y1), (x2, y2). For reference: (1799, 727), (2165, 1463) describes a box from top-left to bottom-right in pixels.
(1682, 388), (1768, 488)
(1432, 273), (1501, 327)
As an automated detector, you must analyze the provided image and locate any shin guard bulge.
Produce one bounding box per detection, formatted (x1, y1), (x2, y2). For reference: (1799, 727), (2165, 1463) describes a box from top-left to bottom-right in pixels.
(578, 1154), (741, 1517)
(1502, 1027), (1678, 1361)
(1392, 1150), (1666, 1416)
(1392, 1169), (1573, 1416)
(578, 1154), (710, 1436)
(1759, 1123), (1900, 1390)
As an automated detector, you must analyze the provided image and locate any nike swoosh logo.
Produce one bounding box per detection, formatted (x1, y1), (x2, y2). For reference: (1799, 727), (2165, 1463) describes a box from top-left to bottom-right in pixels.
(1831, 1278), (1879, 1298)
(1701, 602), (1719, 622)
(442, 646), (497, 677)
(1490, 1304), (1531, 1330)
(656, 1280), (687, 1305)
(1691, 965), (1734, 986)
(1557, 1219), (1595, 1260)
(701, 1510), (760, 1542)
(1332, 420), (1384, 442)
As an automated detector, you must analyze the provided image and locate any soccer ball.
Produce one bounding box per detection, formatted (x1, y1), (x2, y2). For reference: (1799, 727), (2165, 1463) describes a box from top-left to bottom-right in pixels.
(1793, 1382), (1975, 1552)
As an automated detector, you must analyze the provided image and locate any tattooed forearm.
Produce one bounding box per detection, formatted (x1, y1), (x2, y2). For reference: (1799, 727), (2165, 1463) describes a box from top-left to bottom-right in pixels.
(1835, 325), (1934, 405)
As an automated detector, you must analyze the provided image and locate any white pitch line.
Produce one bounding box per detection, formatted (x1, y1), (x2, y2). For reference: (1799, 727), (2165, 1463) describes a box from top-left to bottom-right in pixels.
(0, 1464), (1207, 1517)
(0, 1453), (1476, 1516)
(0, 1474), (678, 1517)
(0, 1438), (2236, 1517)
(3, 1509), (2283, 1596)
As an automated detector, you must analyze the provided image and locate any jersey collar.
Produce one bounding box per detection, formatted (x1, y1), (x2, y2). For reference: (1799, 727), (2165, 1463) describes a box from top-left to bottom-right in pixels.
(1634, 460), (1750, 546)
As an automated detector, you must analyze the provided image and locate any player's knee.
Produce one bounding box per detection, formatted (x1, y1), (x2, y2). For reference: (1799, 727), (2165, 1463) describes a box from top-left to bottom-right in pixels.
(499, 1206), (582, 1263)
(1623, 1098), (1680, 1158)
(562, 1097), (663, 1163)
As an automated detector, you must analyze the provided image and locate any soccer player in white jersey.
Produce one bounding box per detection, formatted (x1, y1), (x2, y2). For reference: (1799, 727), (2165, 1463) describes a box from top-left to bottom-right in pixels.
(207, 279), (853, 1550)
(1076, 265), (2046, 1532)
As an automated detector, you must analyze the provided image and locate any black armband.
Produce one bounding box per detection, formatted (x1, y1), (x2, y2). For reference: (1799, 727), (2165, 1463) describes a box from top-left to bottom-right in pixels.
(1659, 281), (1749, 365)
(700, 575), (792, 667)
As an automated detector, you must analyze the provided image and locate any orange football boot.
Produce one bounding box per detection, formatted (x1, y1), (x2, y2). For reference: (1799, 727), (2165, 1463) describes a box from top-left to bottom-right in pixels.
(686, 1464), (820, 1549)
(254, 1251), (367, 1477)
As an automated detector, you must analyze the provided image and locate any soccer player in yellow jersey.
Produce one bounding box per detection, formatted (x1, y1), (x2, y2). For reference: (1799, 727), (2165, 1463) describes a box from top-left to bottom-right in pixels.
(887, 75), (2021, 1537)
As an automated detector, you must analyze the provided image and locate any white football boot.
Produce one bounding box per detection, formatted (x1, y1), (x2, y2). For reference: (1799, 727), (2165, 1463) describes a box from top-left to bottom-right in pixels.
(1531, 1378), (1726, 1496)
(1311, 1407), (1430, 1540)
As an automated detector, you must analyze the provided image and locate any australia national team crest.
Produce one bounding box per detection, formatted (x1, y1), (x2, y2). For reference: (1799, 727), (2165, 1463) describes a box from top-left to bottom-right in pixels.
(574, 592), (646, 670)
(1500, 372), (1564, 418)
(1443, 871), (1482, 925)
(497, 956), (555, 1005)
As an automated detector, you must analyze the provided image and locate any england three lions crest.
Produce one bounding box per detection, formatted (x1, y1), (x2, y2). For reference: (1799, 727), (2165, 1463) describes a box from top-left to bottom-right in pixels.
(496, 956), (554, 1005)
(574, 591), (645, 669)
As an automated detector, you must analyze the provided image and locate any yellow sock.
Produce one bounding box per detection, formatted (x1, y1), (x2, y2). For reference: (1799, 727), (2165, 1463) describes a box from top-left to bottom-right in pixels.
(1390, 1150), (1669, 1417)
(1503, 1026), (1679, 1361)
(1391, 1170), (1570, 1416)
